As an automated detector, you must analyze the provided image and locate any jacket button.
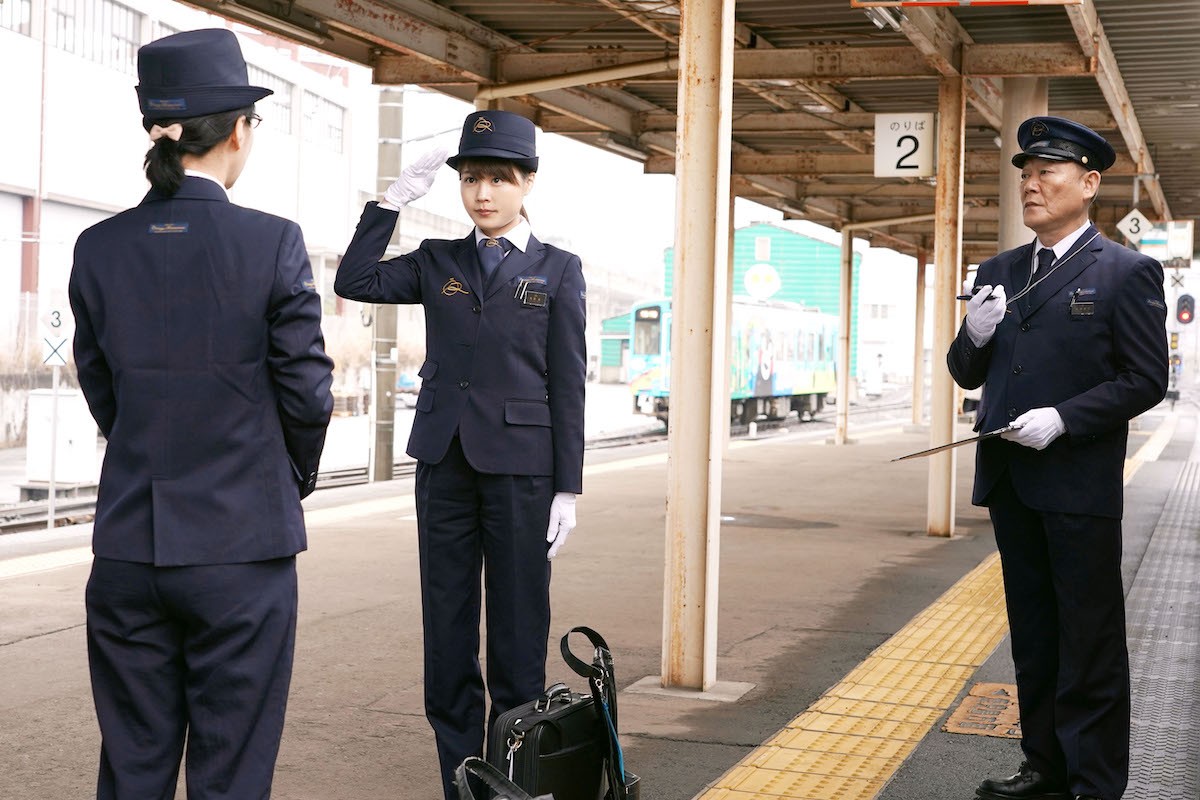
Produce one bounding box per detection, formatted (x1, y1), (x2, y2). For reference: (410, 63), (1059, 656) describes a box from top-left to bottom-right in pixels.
(1013, 365), (1023, 375)
(472, 305), (481, 313)
(1008, 407), (1017, 418)
(458, 380), (469, 389)
(1020, 323), (1030, 332)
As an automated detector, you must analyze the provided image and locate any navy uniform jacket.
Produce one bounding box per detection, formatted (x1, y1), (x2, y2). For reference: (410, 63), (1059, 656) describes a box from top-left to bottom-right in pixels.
(947, 228), (1167, 518)
(335, 203), (586, 494)
(69, 176), (335, 566)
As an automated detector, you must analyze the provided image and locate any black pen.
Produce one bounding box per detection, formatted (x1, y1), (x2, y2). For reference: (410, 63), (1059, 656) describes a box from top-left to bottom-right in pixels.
(956, 286), (998, 302)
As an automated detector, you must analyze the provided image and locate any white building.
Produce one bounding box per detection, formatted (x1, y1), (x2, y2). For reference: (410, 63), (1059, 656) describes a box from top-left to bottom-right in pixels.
(0, 0), (393, 445)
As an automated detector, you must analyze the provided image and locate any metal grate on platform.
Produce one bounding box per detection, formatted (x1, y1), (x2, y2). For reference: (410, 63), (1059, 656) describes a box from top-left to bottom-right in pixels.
(1124, 461), (1200, 799)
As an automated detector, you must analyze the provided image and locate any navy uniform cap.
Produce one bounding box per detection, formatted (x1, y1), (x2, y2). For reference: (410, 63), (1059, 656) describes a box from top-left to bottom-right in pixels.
(447, 110), (539, 172)
(136, 29), (272, 129)
(1011, 116), (1116, 172)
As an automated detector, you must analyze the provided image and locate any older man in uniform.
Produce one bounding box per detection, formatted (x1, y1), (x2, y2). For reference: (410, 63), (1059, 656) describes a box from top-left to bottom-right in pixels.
(948, 117), (1168, 800)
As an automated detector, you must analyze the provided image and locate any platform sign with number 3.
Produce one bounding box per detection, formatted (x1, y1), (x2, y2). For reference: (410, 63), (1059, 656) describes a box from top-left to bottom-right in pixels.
(39, 291), (75, 368)
(874, 113), (936, 178)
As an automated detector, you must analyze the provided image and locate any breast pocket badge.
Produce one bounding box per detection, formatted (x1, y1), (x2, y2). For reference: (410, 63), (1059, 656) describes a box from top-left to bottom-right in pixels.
(1069, 287), (1096, 318)
(514, 276), (548, 308)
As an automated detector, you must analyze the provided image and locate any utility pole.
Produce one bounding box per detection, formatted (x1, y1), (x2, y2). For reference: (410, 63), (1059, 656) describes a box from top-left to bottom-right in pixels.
(370, 87), (404, 481)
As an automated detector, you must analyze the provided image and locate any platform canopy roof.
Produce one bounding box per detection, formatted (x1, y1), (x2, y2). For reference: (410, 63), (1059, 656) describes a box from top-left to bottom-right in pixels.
(187, 0), (1200, 262)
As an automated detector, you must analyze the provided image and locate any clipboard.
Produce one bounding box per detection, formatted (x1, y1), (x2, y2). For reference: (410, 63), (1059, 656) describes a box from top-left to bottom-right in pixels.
(891, 425), (1017, 462)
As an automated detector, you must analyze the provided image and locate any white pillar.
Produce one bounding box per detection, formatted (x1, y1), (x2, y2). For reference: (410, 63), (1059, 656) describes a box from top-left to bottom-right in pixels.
(927, 77), (966, 538)
(835, 229), (854, 444)
(661, 0), (735, 691)
(999, 78), (1048, 251)
(911, 247), (928, 427)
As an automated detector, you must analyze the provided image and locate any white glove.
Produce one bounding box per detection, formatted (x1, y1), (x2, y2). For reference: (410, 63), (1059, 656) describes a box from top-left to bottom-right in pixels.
(382, 146), (449, 209)
(1001, 407), (1066, 451)
(546, 492), (577, 559)
(963, 282), (1007, 348)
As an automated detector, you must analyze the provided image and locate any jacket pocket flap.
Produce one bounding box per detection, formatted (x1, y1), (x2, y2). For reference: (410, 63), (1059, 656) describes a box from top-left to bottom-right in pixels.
(416, 387), (435, 412)
(504, 399), (551, 427)
(418, 360), (438, 380)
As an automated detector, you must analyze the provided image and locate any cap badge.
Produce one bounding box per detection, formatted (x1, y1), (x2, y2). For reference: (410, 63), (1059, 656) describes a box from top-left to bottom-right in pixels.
(473, 117), (495, 134)
(1030, 121), (1048, 137)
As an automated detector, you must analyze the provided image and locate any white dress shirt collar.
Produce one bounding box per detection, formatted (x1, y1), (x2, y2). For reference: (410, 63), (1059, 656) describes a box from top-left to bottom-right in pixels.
(183, 169), (229, 198)
(474, 216), (531, 253)
(1037, 219), (1094, 261)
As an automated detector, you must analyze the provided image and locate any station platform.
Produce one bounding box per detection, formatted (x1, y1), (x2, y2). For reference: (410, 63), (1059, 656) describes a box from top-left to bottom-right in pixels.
(0, 400), (1194, 800)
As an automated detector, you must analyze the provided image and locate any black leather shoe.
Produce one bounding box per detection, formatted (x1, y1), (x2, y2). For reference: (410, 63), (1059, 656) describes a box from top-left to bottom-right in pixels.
(976, 761), (1070, 799)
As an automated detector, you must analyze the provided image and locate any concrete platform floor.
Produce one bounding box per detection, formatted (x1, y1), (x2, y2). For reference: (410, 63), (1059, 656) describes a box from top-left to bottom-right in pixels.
(0, 405), (1177, 799)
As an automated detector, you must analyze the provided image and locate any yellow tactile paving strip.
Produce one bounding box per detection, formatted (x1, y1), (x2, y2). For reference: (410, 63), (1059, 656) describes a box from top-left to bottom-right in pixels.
(692, 554), (1008, 800)
(694, 413), (1173, 800)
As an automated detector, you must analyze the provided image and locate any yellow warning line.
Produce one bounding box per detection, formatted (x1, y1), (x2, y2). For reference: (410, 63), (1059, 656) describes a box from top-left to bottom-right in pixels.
(694, 554), (1007, 800)
(694, 410), (1173, 800)
(1123, 411), (1176, 484)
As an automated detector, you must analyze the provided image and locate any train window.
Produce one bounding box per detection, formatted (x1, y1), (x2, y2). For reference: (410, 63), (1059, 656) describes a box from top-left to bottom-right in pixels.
(633, 307), (662, 355)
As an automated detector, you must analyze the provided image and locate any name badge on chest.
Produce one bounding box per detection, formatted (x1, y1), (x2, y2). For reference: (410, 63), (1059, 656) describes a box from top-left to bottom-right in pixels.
(515, 276), (548, 308)
(1070, 287), (1095, 317)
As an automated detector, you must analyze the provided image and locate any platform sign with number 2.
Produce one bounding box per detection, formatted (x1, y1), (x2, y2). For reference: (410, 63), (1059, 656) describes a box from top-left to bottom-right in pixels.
(874, 113), (936, 178)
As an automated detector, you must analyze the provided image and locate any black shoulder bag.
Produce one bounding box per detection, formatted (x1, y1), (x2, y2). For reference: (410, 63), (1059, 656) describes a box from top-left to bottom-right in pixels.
(560, 626), (641, 800)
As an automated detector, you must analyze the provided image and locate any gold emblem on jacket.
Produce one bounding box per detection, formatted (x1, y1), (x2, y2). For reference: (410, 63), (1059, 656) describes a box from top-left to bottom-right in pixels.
(442, 278), (470, 296)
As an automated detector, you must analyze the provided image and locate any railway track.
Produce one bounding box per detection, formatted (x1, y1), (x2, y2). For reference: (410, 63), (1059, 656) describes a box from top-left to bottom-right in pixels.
(0, 400), (913, 535)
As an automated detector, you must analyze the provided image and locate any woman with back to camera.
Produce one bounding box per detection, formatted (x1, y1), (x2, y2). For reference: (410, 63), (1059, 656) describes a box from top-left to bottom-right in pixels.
(334, 109), (587, 798)
(69, 28), (333, 799)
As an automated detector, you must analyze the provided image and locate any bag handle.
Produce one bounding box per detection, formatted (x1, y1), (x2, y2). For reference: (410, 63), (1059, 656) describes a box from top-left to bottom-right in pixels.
(454, 756), (549, 800)
(561, 627), (628, 800)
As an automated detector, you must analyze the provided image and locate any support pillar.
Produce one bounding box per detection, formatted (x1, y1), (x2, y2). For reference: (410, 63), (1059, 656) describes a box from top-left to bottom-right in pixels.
(724, 191), (735, 455)
(999, 78), (1047, 251)
(370, 87), (404, 482)
(834, 229), (854, 445)
(911, 247), (928, 427)
(927, 77), (967, 538)
(661, 0), (735, 691)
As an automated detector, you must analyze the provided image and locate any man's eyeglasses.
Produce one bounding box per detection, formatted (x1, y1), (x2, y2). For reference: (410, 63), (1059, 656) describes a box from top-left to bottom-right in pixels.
(246, 113), (263, 129)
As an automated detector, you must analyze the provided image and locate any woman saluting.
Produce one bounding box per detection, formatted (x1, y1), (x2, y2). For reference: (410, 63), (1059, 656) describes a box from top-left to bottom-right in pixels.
(335, 110), (586, 797)
(69, 29), (333, 799)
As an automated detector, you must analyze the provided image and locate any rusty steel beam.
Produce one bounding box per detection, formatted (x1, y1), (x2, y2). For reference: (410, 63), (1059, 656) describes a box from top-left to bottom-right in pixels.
(899, 7), (1001, 130)
(963, 42), (1092, 77)
(1064, 2), (1169, 218)
(647, 151), (1138, 176)
(538, 108), (1115, 136)
(486, 43), (1089, 86)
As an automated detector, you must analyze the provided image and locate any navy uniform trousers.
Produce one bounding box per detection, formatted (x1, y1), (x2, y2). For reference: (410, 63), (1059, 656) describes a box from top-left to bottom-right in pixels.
(984, 471), (1129, 798)
(416, 437), (554, 797)
(86, 557), (298, 800)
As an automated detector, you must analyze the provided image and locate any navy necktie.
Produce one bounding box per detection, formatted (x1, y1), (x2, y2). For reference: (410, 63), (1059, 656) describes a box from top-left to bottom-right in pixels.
(477, 237), (510, 281)
(1036, 247), (1055, 276)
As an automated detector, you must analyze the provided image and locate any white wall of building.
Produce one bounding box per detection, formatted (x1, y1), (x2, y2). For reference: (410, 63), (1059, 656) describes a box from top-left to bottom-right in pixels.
(0, 193), (23, 349)
(0, 0), (378, 313)
(855, 247), (918, 387)
(0, 0), (383, 444)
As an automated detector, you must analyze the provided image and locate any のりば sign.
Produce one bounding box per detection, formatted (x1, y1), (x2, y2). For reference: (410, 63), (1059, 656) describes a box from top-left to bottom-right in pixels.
(874, 113), (935, 178)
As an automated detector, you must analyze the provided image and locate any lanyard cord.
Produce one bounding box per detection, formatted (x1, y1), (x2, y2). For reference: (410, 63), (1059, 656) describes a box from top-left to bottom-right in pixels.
(1006, 231), (1101, 307)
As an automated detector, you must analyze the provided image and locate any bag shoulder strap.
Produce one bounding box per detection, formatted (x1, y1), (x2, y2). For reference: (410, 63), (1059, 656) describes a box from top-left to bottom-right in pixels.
(561, 627), (627, 800)
(454, 756), (548, 800)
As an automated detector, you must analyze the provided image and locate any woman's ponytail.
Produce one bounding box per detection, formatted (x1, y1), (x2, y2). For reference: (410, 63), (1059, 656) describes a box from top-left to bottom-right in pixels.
(144, 138), (186, 196)
(141, 106), (252, 196)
